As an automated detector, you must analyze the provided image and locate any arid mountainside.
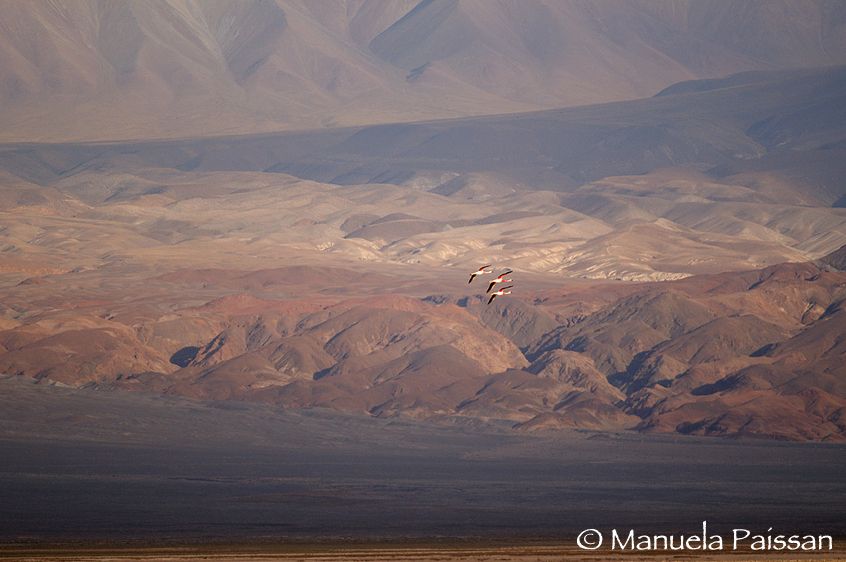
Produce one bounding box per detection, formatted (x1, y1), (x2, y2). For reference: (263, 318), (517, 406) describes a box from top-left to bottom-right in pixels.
(0, 67), (846, 280)
(1, 166), (844, 441)
(2, 245), (844, 441)
(1, 0), (845, 141)
(2, 6), (845, 443)
(2, 67), (845, 281)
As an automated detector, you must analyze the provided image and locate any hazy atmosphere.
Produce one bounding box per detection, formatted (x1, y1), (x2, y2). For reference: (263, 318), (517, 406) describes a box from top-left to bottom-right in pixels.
(1, 1), (845, 560)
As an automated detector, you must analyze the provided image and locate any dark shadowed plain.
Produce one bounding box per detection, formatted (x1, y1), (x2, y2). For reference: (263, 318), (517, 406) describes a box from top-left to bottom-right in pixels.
(1, 379), (844, 544)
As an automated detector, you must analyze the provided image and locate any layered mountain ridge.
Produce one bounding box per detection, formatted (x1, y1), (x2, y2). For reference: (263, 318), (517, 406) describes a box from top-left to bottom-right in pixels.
(2, 253), (844, 441)
(1, 1), (845, 442)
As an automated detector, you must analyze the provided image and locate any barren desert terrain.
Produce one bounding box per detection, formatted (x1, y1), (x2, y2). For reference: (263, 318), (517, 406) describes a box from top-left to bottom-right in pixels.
(2, 65), (846, 440)
(1, 0), (846, 553)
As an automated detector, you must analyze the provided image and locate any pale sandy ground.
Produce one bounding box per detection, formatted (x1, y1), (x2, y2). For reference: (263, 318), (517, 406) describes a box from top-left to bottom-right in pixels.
(2, 543), (845, 561)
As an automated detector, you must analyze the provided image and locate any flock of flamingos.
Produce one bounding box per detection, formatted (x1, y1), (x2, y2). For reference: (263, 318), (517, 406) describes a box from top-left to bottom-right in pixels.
(468, 265), (513, 304)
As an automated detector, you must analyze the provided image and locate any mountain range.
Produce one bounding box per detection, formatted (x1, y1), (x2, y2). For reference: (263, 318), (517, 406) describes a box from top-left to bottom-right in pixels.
(2, 0), (845, 141)
(1, 0), (845, 442)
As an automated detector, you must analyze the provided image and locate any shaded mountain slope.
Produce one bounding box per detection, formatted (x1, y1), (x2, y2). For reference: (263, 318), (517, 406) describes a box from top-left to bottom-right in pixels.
(3, 65), (844, 206)
(1, 0), (845, 142)
(820, 244), (846, 270)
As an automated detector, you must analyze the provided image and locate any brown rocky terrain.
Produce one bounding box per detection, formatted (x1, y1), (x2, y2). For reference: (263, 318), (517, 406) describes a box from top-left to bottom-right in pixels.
(1, 85), (845, 440)
(1, 4), (845, 445)
(2, 229), (844, 440)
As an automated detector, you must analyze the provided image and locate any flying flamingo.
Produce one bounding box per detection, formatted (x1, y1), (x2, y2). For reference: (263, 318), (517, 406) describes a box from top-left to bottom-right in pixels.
(486, 270), (513, 293)
(487, 285), (513, 304)
(468, 264), (493, 284)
